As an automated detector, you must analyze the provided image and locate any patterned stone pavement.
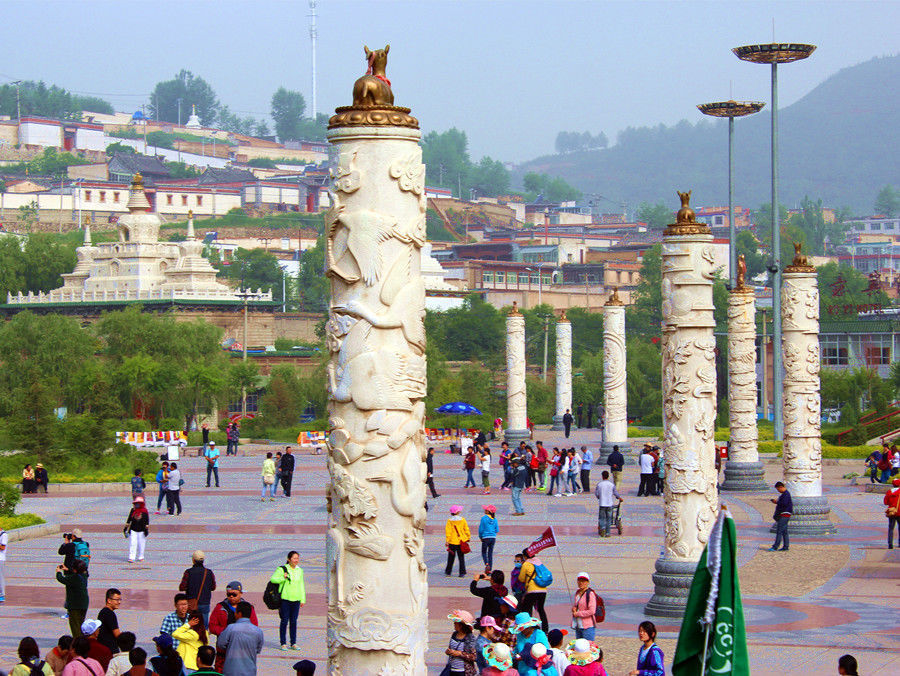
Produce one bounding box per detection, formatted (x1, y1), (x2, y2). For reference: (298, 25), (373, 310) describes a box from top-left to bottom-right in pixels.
(1, 429), (899, 674)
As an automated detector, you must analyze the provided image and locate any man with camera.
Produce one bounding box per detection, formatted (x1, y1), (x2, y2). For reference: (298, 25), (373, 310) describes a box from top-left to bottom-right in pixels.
(58, 529), (91, 573)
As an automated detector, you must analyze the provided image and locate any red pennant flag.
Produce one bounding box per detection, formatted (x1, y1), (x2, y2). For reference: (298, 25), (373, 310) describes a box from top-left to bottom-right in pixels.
(526, 527), (557, 557)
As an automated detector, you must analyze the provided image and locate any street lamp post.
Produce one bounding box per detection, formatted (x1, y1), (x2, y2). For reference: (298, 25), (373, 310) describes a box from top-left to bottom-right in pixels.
(697, 100), (764, 287)
(734, 42), (815, 440)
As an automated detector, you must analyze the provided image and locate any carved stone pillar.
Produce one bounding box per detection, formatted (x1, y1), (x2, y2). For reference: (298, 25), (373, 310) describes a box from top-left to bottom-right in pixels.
(505, 303), (530, 444)
(722, 268), (767, 491)
(779, 246), (835, 535)
(645, 192), (719, 618)
(551, 312), (573, 431)
(598, 289), (632, 465)
(324, 47), (428, 675)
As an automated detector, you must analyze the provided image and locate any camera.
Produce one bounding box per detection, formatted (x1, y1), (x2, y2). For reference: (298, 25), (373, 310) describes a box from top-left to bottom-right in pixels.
(63, 533), (72, 539)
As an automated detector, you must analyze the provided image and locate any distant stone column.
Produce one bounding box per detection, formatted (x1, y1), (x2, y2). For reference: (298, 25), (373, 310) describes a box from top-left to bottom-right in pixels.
(780, 244), (835, 535)
(505, 302), (530, 444)
(598, 289), (631, 465)
(551, 312), (573, 430)
(722, 261), (767, 491)
(324, 46), (429, 675)
(645, 191), (719, 618)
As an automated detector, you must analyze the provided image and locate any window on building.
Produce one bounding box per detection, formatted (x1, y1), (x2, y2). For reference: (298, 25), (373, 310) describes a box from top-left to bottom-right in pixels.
(865, 345), (891, 366)
(518, 273), (529, 284)
(714, 216), (724, 225)
(113, 192), (120, 203)
(196, 195), (203, 206)
(542, 275), (552, 286)
(530, 274), (539, 285)
(887, 221), (896, 230)
(870, 223), (881, 231)
(821, 337), (849, 366)
(495, 271), (505, 283)
(181, 195), (188, 206)
(84, 190), (91, 201)
(482, 271), (494, 284)
(167, 194), (173, 206)
(99, 191), (106, 203)
(227, 393), (259, 414)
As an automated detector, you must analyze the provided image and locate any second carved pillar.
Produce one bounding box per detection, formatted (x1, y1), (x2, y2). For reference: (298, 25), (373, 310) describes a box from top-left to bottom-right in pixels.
(552, 311), (573, 431)
(505, 303), (530, 445)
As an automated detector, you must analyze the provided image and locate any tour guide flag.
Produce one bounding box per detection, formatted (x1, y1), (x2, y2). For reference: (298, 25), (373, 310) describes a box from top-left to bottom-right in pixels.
(525, 527), (557, 557)
(672, 506), (749, 676)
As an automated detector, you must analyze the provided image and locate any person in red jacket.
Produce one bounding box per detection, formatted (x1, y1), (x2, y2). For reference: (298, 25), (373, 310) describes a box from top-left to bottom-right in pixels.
(884, 478), (900, 549)
(208, 581), (259, 672)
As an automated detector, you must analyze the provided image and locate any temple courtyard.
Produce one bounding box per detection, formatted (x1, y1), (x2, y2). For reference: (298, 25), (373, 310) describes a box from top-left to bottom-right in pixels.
(1, 427), (898, 675)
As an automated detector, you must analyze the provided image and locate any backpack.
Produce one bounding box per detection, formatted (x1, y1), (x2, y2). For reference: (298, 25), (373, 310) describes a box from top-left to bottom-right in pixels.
(531, 562), (553, 588)
(22, 659), (47, 676)
(73, 539), (91, 566)
(592, 589), (605, 623)
(263, 565), (287, 610)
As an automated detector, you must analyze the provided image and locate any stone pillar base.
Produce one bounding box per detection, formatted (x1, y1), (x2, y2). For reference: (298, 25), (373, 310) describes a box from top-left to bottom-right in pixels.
(504, 428), (531, 445)
(597, 441), (634, 466)
(768, 496), (837, 536)
(644, 557), (697, 618)
(550, 414), (571, 431)
(721, 461), (768, 492)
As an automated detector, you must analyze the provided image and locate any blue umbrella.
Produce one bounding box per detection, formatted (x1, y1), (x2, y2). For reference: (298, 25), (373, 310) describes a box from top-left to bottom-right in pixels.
(435, 402), (483, 446)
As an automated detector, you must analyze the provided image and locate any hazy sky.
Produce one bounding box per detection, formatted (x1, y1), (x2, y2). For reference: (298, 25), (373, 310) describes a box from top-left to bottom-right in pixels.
(2, 1), (898, 163)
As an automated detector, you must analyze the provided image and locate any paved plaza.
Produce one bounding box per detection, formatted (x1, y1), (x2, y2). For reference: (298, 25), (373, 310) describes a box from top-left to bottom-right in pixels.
(1, 428), (899, 674)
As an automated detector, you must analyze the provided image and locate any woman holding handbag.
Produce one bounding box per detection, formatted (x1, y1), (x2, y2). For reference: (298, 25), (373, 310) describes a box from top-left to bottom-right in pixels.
(124, 495), (150, 563)
(442, 609), (478, 676)
(261, 452), (277, 501)
(445, 505), (471, 577)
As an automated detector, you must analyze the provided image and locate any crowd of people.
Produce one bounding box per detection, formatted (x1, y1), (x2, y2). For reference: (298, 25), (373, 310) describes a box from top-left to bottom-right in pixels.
(32, 540), (315, 676)
(440, 545), (663, 676)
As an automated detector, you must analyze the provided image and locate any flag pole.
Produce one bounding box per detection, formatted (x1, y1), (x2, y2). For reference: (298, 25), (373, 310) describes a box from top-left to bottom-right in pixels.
(551, 527), (573, 599)
(700, 621), (711, 676)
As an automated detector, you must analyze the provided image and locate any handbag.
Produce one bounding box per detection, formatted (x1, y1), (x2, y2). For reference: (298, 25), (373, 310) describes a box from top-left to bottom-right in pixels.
(263, 475), (275, 485)
(451, 522), (471, 554)
(187, 568), (208, 611)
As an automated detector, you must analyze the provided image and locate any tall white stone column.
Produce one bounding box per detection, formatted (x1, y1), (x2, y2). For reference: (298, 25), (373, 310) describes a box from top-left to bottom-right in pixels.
(505, 302), (530, 444)
(551, 311), (573, 430)
(645, 192), (719, 617)
(722, 259), (767, 491)
(780, 245), (835, 535)
(324, 47), (428, 674)
(598, 289), (631, 465)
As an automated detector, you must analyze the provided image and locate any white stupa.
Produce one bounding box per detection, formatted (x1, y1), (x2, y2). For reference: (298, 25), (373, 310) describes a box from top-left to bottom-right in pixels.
(185, 104), (202, 129)
(7, 174), (271, 305)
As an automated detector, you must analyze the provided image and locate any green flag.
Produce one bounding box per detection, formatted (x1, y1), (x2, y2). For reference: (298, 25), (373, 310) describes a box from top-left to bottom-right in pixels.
(672, 507), (749, 676)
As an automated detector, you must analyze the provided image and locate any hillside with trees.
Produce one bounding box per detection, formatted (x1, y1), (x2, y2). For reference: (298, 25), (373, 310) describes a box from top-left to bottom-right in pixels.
(516, 55), (900, 214)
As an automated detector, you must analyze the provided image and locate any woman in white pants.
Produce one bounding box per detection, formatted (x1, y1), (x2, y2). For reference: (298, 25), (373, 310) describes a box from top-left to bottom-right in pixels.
(125, 495), (150, 563)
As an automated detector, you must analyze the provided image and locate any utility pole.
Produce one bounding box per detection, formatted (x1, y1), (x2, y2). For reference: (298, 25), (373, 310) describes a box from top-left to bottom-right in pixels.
(12, 80), (21, 121)
(309, 0), (318, 118)
(177, 97), (183, 127)
(542, 316), (549, 382)
(142, 104), (148, 154)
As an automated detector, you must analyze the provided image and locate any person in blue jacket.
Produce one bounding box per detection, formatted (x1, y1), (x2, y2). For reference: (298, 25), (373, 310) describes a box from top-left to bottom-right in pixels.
(479, 504), (499, 572)
(629, 621), (664, 676)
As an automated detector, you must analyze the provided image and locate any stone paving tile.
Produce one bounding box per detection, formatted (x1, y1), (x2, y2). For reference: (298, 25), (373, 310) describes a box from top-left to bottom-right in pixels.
(2, 428), (898, 674)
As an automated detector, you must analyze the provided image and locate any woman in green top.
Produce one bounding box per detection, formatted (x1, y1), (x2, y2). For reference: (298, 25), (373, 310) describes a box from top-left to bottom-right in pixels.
(261, 452), (277, 501)
(56, 559), (89, 637)
(271, 550), (306, 650)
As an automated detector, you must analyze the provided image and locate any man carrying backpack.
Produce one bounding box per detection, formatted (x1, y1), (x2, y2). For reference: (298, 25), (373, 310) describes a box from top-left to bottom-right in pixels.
(59, 529), (91, 574)
(517, 549), (551, 632)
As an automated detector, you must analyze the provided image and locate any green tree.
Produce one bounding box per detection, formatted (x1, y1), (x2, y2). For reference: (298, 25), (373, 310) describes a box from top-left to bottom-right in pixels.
(424, 294), (504, 362)
(875, 185), (900, 217)
(735, 229), (768, 281)
(422, 128), (471, 196)
(297, 236), (328, 312)
(150, 70), (220, 126)
(17, 201), (39, 229)
(0, 80), (112, 120)
(258, 365), (304, 427)
(786, 196), (848, 255)
(217, 105), (257, 135)
(217, 248), (284, 302)
(271, 88), (307, 142)
(627, 243), (662, 334)
(816, 262), (891, 317)
(106, 142), (137, 155)
(22, 233), (77, 293)
(522, 172), (581, 202)
(470, 156), (511, 197)
(636, 202), (672, 229)
(626, 337), (662, 424)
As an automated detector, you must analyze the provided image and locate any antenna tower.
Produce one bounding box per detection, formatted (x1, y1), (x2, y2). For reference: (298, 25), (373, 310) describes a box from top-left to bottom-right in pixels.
(309, 0), (318, 118)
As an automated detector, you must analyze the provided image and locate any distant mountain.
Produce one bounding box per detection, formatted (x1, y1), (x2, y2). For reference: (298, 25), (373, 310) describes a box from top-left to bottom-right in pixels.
(515, 55), (900, 215)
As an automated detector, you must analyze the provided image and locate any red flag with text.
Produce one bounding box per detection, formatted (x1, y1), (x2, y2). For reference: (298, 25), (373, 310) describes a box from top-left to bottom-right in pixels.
(526, 527), (557, 557)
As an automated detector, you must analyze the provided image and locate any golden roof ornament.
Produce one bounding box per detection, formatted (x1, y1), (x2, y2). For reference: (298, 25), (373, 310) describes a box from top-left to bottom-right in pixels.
(329, 44), (419, 129)
(784, 241), (815, 273)
(509, 301), (521, 316)
(664, 189), (711, 236)
(558, 309), (569, 322)
(604, 287), (624, 306)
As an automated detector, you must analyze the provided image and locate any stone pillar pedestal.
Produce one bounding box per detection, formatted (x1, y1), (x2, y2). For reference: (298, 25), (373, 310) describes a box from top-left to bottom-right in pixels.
(551, 313), (572, 431)
(505, 304), (529, 444)
(597, 290), (632, 465)
(777, 250), (835, 536)
(722, 281), (767, 491)
(324, 53), (429, 675)
(645, 194), (719, 618)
